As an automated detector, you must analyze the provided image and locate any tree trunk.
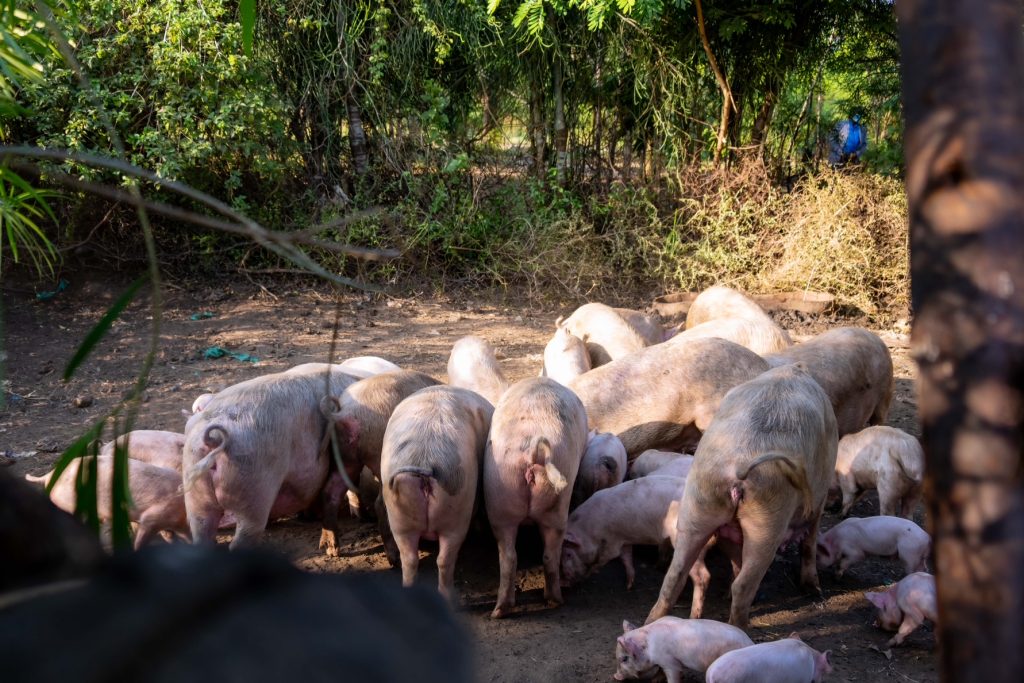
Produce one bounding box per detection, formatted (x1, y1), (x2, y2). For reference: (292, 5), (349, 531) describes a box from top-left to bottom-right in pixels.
(898, 0), (1024, 680)
(750, 80), (779, 151)
(695, 0), (734, 165)
(552, 56), (568, 186)
(346, 90), (369, 177)
(529, 72), (547, 181)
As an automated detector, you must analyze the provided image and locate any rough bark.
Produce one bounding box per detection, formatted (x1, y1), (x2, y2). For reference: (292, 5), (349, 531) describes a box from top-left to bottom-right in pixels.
(695, 0), (735, 165)
(552, 55), (568, 186)
(529, 72), (547, 181)
(345, 90), (369, 177)
(899, 0), (1024, 679)
(750, 80), (779, 151)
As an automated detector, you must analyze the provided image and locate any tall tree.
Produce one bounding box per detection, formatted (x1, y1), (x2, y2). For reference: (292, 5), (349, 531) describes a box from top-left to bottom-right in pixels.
(899, 0), (1024, 679)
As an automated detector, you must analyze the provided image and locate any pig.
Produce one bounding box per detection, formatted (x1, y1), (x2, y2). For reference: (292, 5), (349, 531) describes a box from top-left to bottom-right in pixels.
(191, 393), (216, 414)
(26, 455), (189, 549)
(628, 450), (691, 479)
(865, 572), (937, 647)
(705, 634), (833, 683)
(339, 355), (402, 377)
(318, 370), (441, 555)
(569, 337), (769, 457)
(484, 377), (589, 617)
(99, 430), (184, 472)
(612, 307), (668, 345)
(764, 327), (894, 436)
(562, 476), (714, 599)
(571, 431), (628, 508)
(182, 367), (359, 549)
(446, 336), (509, 405)
(648, 455), (695, 480)
(685, 286), (789, 342)
(646, 363), (839, 629)
(817, 516), (930, 578)
(614, 617), (754, 682)
(381, 386), (494, 601)
(670, 317), (792, 356)
(541, 326), (591, 385)
(833, 426), (924, 517)
(557, 302), (650, 367)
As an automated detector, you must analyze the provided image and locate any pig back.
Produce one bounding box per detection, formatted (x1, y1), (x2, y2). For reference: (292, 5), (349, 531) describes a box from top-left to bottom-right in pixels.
(569, 337), (769, 457)
(690, 363), (838, 516)
(763, 327), (893, 435)
(381, 386), (494, 497)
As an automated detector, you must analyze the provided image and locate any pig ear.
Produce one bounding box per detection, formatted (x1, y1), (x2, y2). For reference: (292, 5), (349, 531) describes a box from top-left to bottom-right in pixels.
(787, 632), (802, 641)
(617, 634), (643, 659)
(588, 429), (598, 441)
(819, 650), (833, 673)
(181, 409), (191, 418)
(564, 531), (581, 548)
(622, 620), (637, 634)
(817, 541), (832, 561)
(555, 315), (566, 328)
(864, 591), (885, 609)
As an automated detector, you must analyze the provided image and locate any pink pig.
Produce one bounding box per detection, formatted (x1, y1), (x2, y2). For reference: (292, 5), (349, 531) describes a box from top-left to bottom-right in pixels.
(705, 633), (833, 683)
(817, 515), (930, 577)
(865, 572), (937, 647)
(613, 617), (753, 682)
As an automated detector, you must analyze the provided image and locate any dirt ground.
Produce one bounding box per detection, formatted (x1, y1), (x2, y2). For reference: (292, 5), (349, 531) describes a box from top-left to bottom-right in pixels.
(1, 275), (935, 682)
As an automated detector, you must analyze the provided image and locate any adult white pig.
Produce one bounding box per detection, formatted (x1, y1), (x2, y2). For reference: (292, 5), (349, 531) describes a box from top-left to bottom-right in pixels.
(670, 317), (792, 356)
(646, 363), (838, 629)
(318, 370), (441, 555)
(764, 327), (894, 436)
(558, 302), (650, 367)
(447, 336), (509, 405)
(484, 377), (588, 617)
(833, 425), (924, 517)
(628, 450), (691, 479)
(541, 326), (591, 385)
(182, 367), (359, 549)
(569, 337), (769, 457)
(381, 386), (493, 601)
(685, 286), (788, 340)
(612, 307), (668, 345)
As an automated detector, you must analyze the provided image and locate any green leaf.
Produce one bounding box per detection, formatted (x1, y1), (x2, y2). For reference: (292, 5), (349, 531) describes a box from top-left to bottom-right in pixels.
(63, 274), (147, 380)
(109, 419), (134, 550)
(240, 0), (255, 55)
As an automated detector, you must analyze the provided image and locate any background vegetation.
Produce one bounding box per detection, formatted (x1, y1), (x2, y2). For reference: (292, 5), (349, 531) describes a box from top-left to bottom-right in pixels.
(3, 0), (906, 320)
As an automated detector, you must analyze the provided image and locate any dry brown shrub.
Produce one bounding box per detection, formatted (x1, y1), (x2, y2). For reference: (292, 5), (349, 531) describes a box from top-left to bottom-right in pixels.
(761, 170), (908, 321)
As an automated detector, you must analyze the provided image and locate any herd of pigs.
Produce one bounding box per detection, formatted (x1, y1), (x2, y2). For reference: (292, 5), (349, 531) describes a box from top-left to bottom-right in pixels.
(26, 285), (937, 682)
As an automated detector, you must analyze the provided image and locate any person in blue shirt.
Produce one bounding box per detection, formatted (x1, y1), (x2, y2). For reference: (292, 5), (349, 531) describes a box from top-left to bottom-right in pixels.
(829, 113), (868, 167)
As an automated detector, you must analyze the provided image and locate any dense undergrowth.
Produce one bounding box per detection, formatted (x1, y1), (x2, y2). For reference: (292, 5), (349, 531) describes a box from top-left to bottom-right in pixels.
(318, 161), (908, 323)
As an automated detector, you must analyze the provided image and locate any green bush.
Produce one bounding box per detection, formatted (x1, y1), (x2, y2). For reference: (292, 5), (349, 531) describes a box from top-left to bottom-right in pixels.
(8, 0), (303, 231)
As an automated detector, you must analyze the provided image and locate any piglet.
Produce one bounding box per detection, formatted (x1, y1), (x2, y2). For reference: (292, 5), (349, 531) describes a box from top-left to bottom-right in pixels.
(865, 572), (937, 647)
(541, 325), (591, 386)
(571, 431), (627, 508)
(484, 377), (588, 617)
(26, 455), (188, 549)
(381, 386), (493, 601)
(614, 617), (753, 682)
(99, 430), (184, 472)
(562, 476), (705, 593)
(817, 516), (930, 577)
(705, 634), (833, 683)
(628, 450), (690, 479)
(833, 425), (923, 518)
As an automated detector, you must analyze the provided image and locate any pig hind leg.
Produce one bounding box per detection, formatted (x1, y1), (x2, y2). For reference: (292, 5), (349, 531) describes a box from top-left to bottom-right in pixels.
(375, 493), (401, 566)
(798, 514), (823, 592)
(319, 471), (348, 557)
(729, 512), (794, 629)
(889, 605), (927, 647)
(394, 530), (422, 588)
(539, 523), (566, 607)
(876, 477), (901, 517)
(228, 488), (278, 550)
(491, 523), (520, 618)
(688, 543), (713, 619)
(646, 509), (725, 625)
(435, 528), (469, 602)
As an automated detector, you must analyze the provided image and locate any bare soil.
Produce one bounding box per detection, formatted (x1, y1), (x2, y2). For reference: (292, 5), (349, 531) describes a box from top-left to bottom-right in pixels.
(1, 275), (934, 682)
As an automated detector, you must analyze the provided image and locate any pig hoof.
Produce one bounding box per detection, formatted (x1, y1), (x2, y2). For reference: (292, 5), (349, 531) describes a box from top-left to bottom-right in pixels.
(318, 531), (339, 557)
(490, 606), (510, 619)
(544, 598), (563, 609)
